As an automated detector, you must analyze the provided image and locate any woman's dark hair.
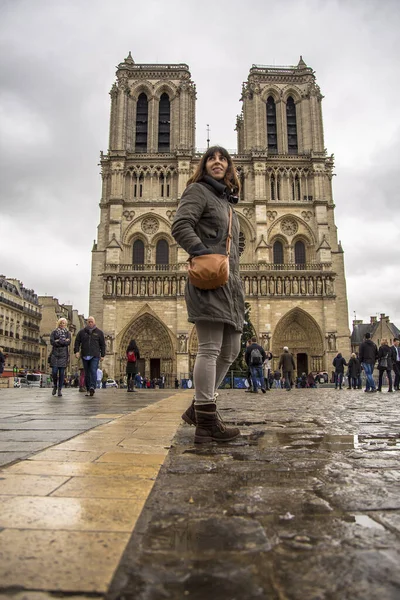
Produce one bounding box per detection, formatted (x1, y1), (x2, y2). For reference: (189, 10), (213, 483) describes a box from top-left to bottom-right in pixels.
(127, 339), (138, 352)
(187, 146), (240, 192)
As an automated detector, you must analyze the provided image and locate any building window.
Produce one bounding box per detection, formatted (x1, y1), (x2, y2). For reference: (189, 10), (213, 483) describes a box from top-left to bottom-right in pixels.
(135, 93), (148, 152)
(266, 96), (277, 153)
(133, 240), (145, 265)
(158, 93), (170, 152)
(156, 239), (169, 267)
(294, 241), (306, 266)
(292, 174), (301, 201)
(286, 96), (298, 154)
(273, 241), (284, 265)
(160, 174), (170, 198)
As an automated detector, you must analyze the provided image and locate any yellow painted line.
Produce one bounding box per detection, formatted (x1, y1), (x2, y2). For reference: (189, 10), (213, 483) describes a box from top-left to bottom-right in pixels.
(0, 390), (192, 594)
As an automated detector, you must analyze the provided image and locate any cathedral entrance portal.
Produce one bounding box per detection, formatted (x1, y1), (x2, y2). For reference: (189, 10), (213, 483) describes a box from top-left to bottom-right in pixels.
(273, 309), (324, 374)
(118, 313), (174, 385)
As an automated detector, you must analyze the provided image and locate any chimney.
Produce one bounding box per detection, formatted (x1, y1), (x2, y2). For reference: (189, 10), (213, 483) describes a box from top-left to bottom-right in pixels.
(380, 313), (385, 321)
(370, 316), (377, 324)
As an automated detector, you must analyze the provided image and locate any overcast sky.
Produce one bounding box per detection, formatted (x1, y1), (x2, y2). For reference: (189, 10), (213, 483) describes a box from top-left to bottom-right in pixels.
(1, 0), (399, 331)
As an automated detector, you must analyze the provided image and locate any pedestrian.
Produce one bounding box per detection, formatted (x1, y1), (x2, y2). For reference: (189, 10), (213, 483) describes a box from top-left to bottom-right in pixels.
(125, 339), (140, 393)
(171, 145), (244, 443)
(333, 352), (347, 390)
(278, 346), (296, 391)
(391, 337), (400, 391)
(244, 339), (254, 393)
(74, 316), (105, 397)
(0, 347), (5, 377)
(263, 351), (273, 390)
(174, 378), (179, 389)
(359, 332), (378, 393)
(307, 372), (316, 388)
(96, 366), (103, 389)
(49, 318), (71, 397)
(377, 338), (395, 392)
(245, 336), (267, 393)
(347, 353), (361, 389)
(273, 369), (281, 388)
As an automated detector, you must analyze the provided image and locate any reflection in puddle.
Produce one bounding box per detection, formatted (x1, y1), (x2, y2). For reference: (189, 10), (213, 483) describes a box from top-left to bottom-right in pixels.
(353, 514), (386, 530)
(256, 432), (358, 451)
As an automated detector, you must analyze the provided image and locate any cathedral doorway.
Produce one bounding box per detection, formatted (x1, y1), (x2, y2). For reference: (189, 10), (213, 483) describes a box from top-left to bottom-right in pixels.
(118, 313), (175, 385)
(296, 353), (308, 375)
(273, 308), (324, 374)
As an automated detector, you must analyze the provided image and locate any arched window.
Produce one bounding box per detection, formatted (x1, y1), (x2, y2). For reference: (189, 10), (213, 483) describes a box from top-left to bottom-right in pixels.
(135, 93), (148, 152)
(294, 241), (306, 267)
(156, 239), (169, 268)
(133, 239), (145, 266)
(291, 174), (301, 201)
(266, 96), (277, 153)
(158, 93), (170, 152)
(270, 174), (275, 200)
(286, 96), (298, 154)
(273, 241), (284, 265)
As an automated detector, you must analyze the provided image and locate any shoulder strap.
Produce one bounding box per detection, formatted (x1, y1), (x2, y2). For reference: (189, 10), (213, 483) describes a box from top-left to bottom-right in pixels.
(225, 207), (233, 256)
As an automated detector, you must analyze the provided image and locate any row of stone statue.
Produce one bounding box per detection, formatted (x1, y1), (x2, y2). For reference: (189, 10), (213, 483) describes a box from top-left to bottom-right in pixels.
(104, 274), (335, 297)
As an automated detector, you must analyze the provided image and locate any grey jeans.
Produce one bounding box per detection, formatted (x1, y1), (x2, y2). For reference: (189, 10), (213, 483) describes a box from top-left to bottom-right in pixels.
(193, 321), (241, 405)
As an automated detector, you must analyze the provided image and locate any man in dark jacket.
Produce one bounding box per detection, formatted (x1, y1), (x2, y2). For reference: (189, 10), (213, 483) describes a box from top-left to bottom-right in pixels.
(245, 336), (266, 393)
(278, 346), (296, 391)
(391, 338), (400, 391)
(358, 332), (378, 393)
(74, 316), (105, 397)
(333, 352), (347, 390)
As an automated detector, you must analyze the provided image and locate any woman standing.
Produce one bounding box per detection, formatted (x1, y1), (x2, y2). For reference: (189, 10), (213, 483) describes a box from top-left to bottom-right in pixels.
(50, 318), (71, 397)
(347, 353), (361, 389)
(377, 338), (394, 392)
(172, 146), (244, 443)
(263, 351), (273, 391)
(126, 339), (140, 392)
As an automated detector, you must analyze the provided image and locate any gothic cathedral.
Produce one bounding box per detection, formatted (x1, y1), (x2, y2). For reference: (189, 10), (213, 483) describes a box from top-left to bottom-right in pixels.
(89, 53), (350, 383)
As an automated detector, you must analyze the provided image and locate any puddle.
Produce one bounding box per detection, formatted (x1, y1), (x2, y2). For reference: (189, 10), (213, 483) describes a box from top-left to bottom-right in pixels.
(255, 432), (358, 451)
(353, 514), (386, 530)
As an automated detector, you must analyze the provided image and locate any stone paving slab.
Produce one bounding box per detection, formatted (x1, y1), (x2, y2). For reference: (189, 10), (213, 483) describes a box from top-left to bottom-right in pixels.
(106, 388), (400, 600)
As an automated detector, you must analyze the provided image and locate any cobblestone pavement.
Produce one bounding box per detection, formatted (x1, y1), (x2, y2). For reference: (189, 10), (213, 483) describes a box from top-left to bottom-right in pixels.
(107, 387), (400, 600)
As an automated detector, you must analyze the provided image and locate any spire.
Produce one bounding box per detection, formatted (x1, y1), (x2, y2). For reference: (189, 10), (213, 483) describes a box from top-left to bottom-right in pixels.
(124, 51), (135, 65)
(297, 55), (307, 69)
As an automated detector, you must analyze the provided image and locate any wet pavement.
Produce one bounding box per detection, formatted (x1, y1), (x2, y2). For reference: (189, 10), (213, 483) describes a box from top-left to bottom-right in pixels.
(0, 386), (399, 599)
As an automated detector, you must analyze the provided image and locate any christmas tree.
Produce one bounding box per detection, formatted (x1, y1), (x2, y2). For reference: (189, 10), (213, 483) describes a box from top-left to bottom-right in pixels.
(230, 302), (256, 372)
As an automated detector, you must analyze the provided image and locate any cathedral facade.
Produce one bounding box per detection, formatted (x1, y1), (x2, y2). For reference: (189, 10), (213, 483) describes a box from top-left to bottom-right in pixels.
(89, 53), (350, 383)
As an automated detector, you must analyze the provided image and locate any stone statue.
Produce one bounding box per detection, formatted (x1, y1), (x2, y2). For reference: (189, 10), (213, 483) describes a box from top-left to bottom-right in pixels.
(308, 277), (314, 294)
(285, 277), (291, 295)
(172, 277), (177, 295)
(292, 277), (299, 295)
(105, 337), (112, 354)
(252, 277), (258, 295)
(107, 278), (113, 295)
(260, 277), (267, 295)
(300, 277), (306, 295)
(178, 334), (187, 353)
(325, 277), (333, 296)
(116, 278), (122, 295)
(180, 277), (186, 295)
(164, 279), (169, 295)
(269, 278), (275, 295)
(244, 278), (250, 295)
(277, 278), (282, 295)
(316, 277), (322, 295)
(133, 278), (138, 295)
(156, 278), (162, 296)
(148, 278), (154, 295)
(140, 279), (146, 295)
(124, 278), (131, 295)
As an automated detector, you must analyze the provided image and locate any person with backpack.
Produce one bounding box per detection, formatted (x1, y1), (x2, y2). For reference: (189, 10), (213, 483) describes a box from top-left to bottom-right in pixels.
(377, 338), (395, 392)
(126, 339), (140, 392)
(332, 352), (347, 390)
(244, 336), (267, 394)
(278, 346), (296, 391)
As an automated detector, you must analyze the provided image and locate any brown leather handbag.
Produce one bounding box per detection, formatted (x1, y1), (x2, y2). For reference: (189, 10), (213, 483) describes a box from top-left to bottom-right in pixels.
(187, 207), (233, 290)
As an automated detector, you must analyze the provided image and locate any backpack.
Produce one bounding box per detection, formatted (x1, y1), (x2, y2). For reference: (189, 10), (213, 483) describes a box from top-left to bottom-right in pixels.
(127, 350), (136, 363)
(250, 347), (263, 366)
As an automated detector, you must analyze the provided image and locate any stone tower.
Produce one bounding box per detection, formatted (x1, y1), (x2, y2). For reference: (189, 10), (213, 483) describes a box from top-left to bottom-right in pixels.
(89, 54), (350, 383)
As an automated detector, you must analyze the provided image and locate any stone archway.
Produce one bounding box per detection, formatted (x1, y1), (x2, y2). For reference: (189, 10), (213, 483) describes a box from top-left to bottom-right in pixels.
(119, 313), (175, 383)
(273, 308), (324, 373)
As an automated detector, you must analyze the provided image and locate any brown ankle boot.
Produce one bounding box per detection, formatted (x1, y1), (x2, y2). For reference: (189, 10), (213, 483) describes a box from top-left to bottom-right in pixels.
(194, 403), (240, 444)
(182, 399), (196, 425)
